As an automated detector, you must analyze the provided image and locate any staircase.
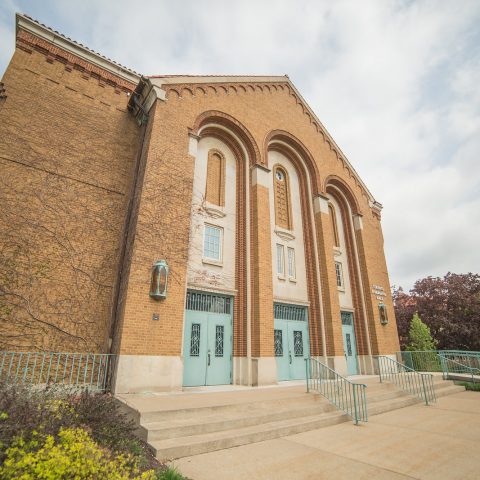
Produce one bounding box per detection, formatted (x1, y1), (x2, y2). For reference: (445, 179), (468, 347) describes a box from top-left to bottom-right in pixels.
(116, 375), (464, 461)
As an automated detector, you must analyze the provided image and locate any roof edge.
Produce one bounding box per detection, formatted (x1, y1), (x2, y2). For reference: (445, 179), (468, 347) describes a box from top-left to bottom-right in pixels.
(148, 75), (289, 85)
(15, 13), (141, 84)
(286, 79), (377, 204)
(147, 74), (378, 204)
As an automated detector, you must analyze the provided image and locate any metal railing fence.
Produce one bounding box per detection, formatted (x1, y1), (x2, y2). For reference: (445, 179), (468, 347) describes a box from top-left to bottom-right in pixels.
(439, 355), (480, 383)
(305, 357), (367, 424)
(397, 350), (480, 381)
(375, 355), (436, 405)
(0, 351), (115, 391)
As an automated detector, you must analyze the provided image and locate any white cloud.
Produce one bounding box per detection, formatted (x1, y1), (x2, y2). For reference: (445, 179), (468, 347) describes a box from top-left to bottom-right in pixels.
(1, 0), (479, 290)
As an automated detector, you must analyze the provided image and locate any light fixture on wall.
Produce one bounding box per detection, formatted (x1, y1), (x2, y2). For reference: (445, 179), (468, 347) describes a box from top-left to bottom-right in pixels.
(379, 303), (388, 325)
(149, 260), (169, 300)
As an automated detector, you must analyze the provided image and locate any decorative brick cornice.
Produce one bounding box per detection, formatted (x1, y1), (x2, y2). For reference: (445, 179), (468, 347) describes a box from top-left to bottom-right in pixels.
(15, 15), (138, 93)
(153, 76), (377, 206)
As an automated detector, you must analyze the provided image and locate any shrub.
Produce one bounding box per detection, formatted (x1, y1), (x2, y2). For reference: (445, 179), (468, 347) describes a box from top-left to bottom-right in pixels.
(0, 427), (155, 479)
(0, 383), (187, 478)
(406, 313), (437, 351)
(0, 384), (140, 462)
(456, 381), (480, 392)
(156, 466), (186, 480)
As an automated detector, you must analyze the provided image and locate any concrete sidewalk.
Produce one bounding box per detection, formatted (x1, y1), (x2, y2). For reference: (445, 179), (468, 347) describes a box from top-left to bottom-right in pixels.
(173, 391), (480, 480)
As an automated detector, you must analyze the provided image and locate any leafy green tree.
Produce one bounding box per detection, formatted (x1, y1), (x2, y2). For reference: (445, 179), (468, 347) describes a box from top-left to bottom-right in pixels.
(393, 273), (480, 350)
(406, 313), (437, 351)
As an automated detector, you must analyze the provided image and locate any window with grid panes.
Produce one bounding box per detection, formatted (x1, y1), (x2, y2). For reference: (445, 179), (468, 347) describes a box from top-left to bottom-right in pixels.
(203, 225), (222, 261)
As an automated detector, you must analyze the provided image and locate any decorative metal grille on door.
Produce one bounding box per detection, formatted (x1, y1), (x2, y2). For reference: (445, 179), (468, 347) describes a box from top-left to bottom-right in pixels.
(294, 331), (303, 356)
(186, 291), (231, 314)
(215, 325), (224, 357)
(274, 330), (283, 356)
(190, 324), (200, 356)
(346, 333), (352, 356)
(274, 303), (306, 321)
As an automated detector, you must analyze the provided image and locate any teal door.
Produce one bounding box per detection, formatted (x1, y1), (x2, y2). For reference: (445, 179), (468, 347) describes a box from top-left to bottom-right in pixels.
(341, 311), (358, 375)
(274, 304), (309, 381)
(183, 292), (232, 387)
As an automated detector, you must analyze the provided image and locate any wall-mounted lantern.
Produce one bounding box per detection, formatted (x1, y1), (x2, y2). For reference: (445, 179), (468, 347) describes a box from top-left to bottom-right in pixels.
(149, 260), (169, 300)
(378, 303), (388, 325)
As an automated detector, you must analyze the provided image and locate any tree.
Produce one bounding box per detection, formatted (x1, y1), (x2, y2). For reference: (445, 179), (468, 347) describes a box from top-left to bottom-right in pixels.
(393, 273), (480, 351)
(391, 286), (416, 347)
(405, 313), (436, 351)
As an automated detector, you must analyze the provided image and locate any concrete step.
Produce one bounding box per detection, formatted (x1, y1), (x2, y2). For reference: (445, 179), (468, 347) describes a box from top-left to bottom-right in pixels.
(373, 377), (465, 403)
(141, 401), (337, 442)
(118, 377), (467, 461)
(434, 384), (465, 398)
(368, 394), (421, 415)
(366, 388), (413, 403)
(151, 410), (349, 461)
(140, 392), (317, 424)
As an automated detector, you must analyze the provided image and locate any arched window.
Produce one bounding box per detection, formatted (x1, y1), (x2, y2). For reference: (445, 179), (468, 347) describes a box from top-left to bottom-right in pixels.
(205, 149), (225, 206)
(273, 165), (292, 230)
(328, 203), (340, 247)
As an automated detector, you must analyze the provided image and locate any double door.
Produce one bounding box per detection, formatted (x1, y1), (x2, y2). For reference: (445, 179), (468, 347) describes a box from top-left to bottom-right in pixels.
(183, 293), (232, 386)
(274, 304), (309, 381)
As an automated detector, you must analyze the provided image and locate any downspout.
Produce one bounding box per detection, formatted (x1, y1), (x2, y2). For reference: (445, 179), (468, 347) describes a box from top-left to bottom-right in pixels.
(109, 81), (152, 354)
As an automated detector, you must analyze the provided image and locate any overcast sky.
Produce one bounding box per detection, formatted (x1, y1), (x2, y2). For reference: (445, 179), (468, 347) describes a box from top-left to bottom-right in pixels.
(1, 0), (479, 291)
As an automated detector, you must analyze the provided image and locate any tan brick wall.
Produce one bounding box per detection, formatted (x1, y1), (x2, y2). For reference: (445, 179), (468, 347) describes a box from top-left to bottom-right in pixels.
(1, 30), (401, 363)
(314, 208), (345, 356)
(117, 81), (400, 359)
(0, 45), (140, 352)
(356, 211), (401, 354)
(250, 179), (275, 357)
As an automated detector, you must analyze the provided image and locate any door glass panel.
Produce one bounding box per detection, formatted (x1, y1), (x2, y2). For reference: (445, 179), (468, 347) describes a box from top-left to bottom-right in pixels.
(294, 331), (303, 356)
(346, 333), (352, 356)
(190, 323), (200, 356)
(215, 325), (224, 357)
(341, 312), (353, 325)
(274, 329), (283, 356)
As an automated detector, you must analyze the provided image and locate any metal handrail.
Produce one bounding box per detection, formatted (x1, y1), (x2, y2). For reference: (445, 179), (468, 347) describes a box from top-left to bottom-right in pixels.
(305, 357), (367, 425)
(374, 355), (436, 405)
(0, 351), (115, 391)
(397, 350), (480, 382)
(439, 355), (480, 383)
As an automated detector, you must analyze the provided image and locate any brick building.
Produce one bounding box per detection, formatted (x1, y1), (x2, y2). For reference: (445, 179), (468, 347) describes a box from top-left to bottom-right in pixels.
(0, 14), (400, 393)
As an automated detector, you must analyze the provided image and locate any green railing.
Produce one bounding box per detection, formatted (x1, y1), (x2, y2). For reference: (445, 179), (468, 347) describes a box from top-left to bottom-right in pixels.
(397, 350), (442, 372)
(375, 355), (436, 405)
(439, 355), (480, 383)
(305, 357), (367, 425)
(397, 350), (480, 382)
(0, 351), (115, 391)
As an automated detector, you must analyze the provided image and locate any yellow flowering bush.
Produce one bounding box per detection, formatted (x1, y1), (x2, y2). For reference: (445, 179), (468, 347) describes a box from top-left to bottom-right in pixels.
(0, 427), (156, 480)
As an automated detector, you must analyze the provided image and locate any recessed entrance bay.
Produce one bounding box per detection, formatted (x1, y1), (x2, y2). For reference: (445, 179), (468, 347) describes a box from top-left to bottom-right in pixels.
(183, 291), (233, 386)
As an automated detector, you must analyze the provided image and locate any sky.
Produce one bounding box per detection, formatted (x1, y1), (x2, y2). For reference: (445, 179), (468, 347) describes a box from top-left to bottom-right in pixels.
(1, 0), (479, 291)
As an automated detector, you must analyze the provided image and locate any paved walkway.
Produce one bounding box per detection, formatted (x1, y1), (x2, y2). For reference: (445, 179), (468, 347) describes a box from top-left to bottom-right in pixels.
(173, 391), (480, 480)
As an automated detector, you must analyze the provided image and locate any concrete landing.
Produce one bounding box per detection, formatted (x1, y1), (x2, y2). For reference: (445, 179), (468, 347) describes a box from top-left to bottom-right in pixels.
(174, 390), (480, 480)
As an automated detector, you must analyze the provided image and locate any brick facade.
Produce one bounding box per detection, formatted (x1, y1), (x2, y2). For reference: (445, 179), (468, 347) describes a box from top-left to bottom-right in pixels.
(0, 14), (400, 388)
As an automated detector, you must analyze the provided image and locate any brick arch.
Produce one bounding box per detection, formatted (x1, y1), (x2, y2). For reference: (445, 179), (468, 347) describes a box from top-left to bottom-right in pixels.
(266, 142), (323, 357)
(194, 122), (249, 358)
(324, 175), (361, 216)
(326, 184), (369, 358)
(265, 130), (321, 196)
(192, 110), (262, 166)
